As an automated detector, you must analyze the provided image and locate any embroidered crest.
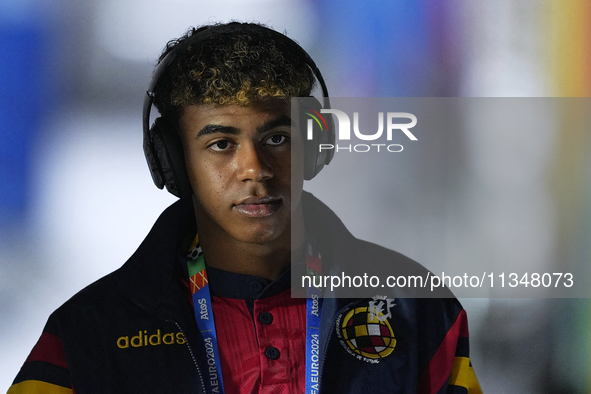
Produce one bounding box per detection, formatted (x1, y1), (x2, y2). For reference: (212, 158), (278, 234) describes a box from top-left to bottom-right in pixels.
(336, 296), (396, 363)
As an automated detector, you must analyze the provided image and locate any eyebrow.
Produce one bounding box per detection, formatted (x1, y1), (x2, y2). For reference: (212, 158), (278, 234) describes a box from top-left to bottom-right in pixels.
(196, 115), (292, 138)
(257, 115), (292, 134)
(197, 125), (239, 138)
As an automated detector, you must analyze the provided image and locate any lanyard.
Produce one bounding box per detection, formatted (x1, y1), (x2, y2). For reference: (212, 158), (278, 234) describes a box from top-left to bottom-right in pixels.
(305, 243), (323, 394)
(188, 251), (225, 394)
(187, 235), (323, 394)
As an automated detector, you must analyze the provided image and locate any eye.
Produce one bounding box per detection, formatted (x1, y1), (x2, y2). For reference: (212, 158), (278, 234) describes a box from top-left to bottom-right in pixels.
(265, 134), (288, 146)
(209, 140), (230, 151)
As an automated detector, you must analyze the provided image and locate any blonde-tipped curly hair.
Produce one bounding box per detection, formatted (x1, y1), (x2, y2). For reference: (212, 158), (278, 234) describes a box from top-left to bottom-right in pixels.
(152, 23), (316, 120)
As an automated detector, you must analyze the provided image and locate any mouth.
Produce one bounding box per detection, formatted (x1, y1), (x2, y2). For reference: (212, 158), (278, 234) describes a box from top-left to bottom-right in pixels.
(233, 196), (282, 217)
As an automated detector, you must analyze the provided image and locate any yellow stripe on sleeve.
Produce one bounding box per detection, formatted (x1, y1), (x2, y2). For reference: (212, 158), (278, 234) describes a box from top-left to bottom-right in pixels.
(449, 356), (483, 394)
(7, 380), (73, 394)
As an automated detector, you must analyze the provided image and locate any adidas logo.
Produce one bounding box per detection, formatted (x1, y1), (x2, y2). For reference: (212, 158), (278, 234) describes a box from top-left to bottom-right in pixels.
(117, 329), (185, 349)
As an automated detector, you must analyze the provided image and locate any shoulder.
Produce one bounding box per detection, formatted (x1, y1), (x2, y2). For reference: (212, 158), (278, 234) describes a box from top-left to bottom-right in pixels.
(302, 192), (453, 298)
(52, 198), (194, 325)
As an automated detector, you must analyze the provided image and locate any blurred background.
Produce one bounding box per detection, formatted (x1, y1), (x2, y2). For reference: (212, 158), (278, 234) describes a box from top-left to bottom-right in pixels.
(1, 0), (591, 392)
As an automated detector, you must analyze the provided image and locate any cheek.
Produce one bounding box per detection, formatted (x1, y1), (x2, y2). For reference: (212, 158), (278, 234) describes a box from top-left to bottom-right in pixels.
(193, 169), (224, 200)
(288, 142), (304, 193)
(185, 158), (224, 203)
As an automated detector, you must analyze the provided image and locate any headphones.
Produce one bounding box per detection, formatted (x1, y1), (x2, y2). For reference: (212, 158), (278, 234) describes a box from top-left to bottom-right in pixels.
(143, 22), (334, 198)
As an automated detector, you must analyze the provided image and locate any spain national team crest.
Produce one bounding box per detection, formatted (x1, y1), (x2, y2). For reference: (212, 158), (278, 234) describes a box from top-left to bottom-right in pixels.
(336, 296), (397, 364)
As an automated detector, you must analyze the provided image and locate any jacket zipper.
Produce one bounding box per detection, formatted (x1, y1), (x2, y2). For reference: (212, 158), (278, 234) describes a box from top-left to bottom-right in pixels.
(170, 320), (208, 394)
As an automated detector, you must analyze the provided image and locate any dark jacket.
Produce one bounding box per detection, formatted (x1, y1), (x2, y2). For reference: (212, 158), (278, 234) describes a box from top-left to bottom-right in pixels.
(9, 193), (481, 394)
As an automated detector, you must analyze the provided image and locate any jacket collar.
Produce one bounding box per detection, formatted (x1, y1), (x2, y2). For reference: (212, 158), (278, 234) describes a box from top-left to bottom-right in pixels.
(110, 192), (366, 320)
(111, 198), (196, 323)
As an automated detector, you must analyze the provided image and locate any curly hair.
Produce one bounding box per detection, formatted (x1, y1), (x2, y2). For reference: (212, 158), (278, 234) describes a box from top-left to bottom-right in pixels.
(151, 22), (316, 120)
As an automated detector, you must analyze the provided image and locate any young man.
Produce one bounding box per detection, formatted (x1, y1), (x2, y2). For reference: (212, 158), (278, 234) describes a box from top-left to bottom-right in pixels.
(9, 22), (481, 393)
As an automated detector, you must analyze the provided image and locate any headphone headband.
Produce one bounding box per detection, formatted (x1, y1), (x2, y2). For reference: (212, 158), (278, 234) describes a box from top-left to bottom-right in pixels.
(144, 23), (331, 138)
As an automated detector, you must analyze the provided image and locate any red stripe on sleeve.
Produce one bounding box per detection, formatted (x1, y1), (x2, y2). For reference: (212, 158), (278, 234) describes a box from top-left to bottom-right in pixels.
(25, 332), (68, 370)
(458, 309), (468, 337)
(417, 309), (468, 394)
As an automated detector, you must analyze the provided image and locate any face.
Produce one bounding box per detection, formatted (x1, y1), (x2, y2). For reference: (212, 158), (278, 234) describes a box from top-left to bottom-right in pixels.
(178, 100), (304, 246)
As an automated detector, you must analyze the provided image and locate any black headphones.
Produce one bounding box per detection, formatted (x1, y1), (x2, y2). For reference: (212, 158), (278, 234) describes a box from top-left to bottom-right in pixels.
(143, 22), (334, 198)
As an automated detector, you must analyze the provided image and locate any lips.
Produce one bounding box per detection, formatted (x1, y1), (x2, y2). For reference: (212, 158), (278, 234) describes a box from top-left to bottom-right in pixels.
(233, 196), (282, 217)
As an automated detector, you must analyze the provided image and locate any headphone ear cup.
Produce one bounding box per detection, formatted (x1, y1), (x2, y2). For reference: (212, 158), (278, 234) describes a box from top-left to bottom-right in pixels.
(144, 119), (166, 190)
(146, 117), (193, 198)
(301, 98), (335, 180)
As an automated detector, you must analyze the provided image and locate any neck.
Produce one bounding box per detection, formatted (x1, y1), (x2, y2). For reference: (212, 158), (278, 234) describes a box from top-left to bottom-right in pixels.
(202, 242), (291, 280)
(195, 206), (306, 281)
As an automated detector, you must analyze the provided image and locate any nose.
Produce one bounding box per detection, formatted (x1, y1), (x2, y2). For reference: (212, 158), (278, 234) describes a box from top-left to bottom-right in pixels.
(235, 143), (273, 182)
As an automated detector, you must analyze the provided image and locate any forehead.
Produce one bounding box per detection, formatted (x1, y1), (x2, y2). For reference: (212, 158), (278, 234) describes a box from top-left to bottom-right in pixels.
(179, 100), (290, 130)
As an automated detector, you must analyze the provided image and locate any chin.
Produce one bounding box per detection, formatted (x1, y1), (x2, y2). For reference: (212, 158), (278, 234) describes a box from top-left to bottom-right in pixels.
(231, 221), (289, 245)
